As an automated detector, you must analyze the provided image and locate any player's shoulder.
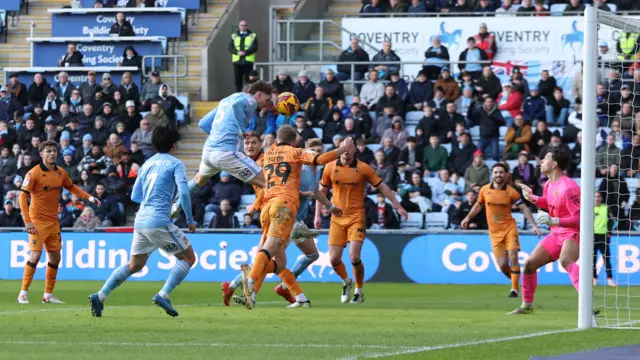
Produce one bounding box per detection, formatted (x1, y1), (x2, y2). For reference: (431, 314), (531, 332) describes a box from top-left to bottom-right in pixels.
(479, 184), (491, 193)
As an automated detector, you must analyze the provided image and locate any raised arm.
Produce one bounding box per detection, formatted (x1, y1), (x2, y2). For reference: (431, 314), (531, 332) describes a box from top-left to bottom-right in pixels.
(301, 137), (355, 166)
(198, 107), (218, 134)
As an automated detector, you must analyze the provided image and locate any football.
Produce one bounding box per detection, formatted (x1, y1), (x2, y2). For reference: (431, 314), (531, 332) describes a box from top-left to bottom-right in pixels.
(275, 92), (300, 116)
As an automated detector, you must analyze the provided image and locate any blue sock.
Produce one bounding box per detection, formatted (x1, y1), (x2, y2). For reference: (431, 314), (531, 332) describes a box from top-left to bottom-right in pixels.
(158, 260), (191, 298)
(230, 273), (243, 291)
(282, 253), (319, 290)
(98, 265), (132, 301)
(188, 179), (200, 195)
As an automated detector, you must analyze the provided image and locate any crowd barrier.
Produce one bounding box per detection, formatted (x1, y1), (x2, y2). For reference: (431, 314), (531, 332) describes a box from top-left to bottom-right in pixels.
(4, 66), (141, 86)
(49, 8), (185, 38)
(1, 230), (638, 284)
(80, 0), (201, 10)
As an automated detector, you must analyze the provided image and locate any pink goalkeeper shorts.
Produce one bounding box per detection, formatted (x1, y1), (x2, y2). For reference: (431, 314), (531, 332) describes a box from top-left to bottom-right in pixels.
(540, 231), (580, 261)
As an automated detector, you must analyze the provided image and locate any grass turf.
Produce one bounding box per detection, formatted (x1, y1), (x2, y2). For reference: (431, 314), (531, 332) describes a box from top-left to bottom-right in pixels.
(0, 281), (639, 360)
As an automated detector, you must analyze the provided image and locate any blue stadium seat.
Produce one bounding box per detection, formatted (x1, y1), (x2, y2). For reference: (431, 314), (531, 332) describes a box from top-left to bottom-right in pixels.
(369, 111), (376, 120)
(203, 211), (215, 227)
(141, 111), (149, 118)
(512, 212), (525, 230)
(425, 212), (448, 230)
(367, 144), (382, 152)
(627, 178), (638, 194)
(549, 3), (566, 15)
(506, 160), (518, 170)
(405, 111), (423, 125)
(484, 160), (497, 169)
(425, 177), (439, 189)
(345, 95), (353, 106)
(442, 143), (452, 154)
(401, 212), (424, 229)
(175, 95), (189, 125)
(313, 127), (323, 139)
(240, 194), (256, 207)
(405, 125), (416, 136)
(235, 211), (247, 226)
(499, 126), (508, 138)
(469, 126), (480, 141)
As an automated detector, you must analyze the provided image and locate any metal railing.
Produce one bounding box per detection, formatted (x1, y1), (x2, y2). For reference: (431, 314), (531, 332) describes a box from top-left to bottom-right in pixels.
(142, 54), (188, 93)
(273, 19), (379, 62)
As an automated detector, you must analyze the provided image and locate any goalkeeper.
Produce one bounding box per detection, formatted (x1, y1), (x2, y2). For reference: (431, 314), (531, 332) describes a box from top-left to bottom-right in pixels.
(510, 148), (581, 315)
(593, 191), (616, 287)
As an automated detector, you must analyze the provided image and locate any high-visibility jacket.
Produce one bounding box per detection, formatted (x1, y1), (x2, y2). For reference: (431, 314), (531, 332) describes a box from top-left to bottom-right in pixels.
(474, 33), (496, 61)
(618, 32), (639, 60)
(231, 32), (256, 63)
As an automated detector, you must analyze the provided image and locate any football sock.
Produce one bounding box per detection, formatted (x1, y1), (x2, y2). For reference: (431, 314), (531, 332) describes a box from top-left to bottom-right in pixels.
(21, 261), (37, 292)
(522, 272), (537, 306)
(332, 261), (349, 282)
(254, 260), (276, 294)
(229, 273), (243, 291)
(353, 260), (365, 289)
(158, 260), (191, 298)
(44, 262), (59, 296)
(278, 268), (302, 296)
(98, 264), (132, 302)
(565, 262), (580, 292)
(511, 265), (521, 291)
(282, 253), (319, 290)
(248, 250), (271, 295)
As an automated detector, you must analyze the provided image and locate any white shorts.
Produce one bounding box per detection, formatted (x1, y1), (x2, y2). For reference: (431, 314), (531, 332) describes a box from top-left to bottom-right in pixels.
(131, 224), (191, 256)
(198, 150), (261, 183)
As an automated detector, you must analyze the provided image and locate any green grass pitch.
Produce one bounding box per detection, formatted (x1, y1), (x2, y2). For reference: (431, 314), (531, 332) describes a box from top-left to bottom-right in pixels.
(0, 280), (639, 360)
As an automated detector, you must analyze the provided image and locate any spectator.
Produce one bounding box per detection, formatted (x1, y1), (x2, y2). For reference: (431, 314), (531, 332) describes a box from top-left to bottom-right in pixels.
(475, 66), (501, 100)
(304, 87), (333, 128)
(337, 38), (370, 87)
(400, 136), (423, 171)
(0, 120), (17, 150)
(522, 85), (546, 123)
(73, 206), (101, 230)
(449, 131), (476, 176)
(99, 74), (116, 101)
(17, 118), (39, 149)
(241, 213), (257, 229)
(377, 85), (405, 116)
(496, 0), (518, 15)
(58, 43), (84, 68)
(361, 0), (386, 14)
(118, 72), (140, 105)
(0, 199), (23, 227)
(372, 149), (396, 190)
(372, 107), (395, 143)
(355, 138), (375, 165)
(75, 103), (95, 131)
(387, 0), (407, 13)
(458, 189), (487, 229)
(110, 12), (135, 36)
(563, 0), (585, 15)
(416, 106), (437, 143)
(497, 82), (523, 126)
(423, 36), (450, 81)
(511, 71), (530, 98)
(512, 150), (538, 193)
(381, 117), (408, 150)
(430, 169), (454, 211)
(370, 41), (401, 80)
(0, 86), (20, 122)
(272, 70), (294, 94)
(27, 73), (50, 112)
(360, 70), (386, 111)
(348, 102), (372, 138)
(516, 0), (535, 15)
(145, 102), (170, 129)
(67, 88), (83, 114)
(78, 170), (95, 194)
(503, 114), (532, 160)
(42, 88), (61, 116)
(370, 192), (400, 229)
(438, 103), (462, 144)
(103, 133), (127, 165)
(341, 117), (362, 139)
(122, 100), (142, 133)
(546, 88), (570, 126)
(316, 70), (345, 105)
(472, 96), (504, 161)
(247, 107), (276, 136)
(594, 0), (611, 11)
(596, 134), (622, 177)
(464, 150), (490, 192)
(0, 146), (16, 183)
(423, 134), (448, 177)
(334, 99), (350, 120)
(100, 103), (119, 131)
(400, 170), (432, 213)
(111, 91), (126, 116)
(78, 70), (101, 103)
(229, 20), (258, 92)
(116, 151), (140, 189)
(139, 71), (163, 111)
(60, 147), (79, 181)
(131, 119), (153, 158)
(381, 136), (401, 164)
(292, 71), (316, 109)
(533, 0), (548, 16)
(599, 164), (628, 220)
(569, 131), (583, 177)
(456, 86), (476, 122)
(294, 115), (318, 143)
(207, 198), (239, 229)
(474, 0), (494, 13)
(153, 84), (184, 126)
(77, 144), (113, 177)
(529, 120), (551, 158)
(57, 203), (74, 228)
(322, 111), (343, 143)
(409, 71), (433, 111)
(7, 74), (28, 108)
(53, 72), (75, 104)
(118, 45), (142, 68)
(458, 37), (488, 80)
(451, 0), (473, 13)
(434, 68), (461, 102)
(67, 119), (83, 148)
(210, 172), (242, 209)
(247, 70), (260, 85)
(409, 0), (433, 13)
(537, 70), (557, 103)
(621, 133), (640, 177)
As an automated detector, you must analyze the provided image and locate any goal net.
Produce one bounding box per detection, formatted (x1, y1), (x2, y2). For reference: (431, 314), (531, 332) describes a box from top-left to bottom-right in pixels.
(581, 8), (640, 329)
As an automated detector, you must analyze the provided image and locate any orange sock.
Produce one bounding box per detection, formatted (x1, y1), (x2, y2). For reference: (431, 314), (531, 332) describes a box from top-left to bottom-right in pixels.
(21, 261), (37, 291)
(278, 268), (302, 296)
(253, 260), (276, 294)
(332, 261), (349, 281)
(511, 265), (521, 291)
(45, 262), (59, 295)
(248, 250), (271, 295)
(353, 261), (365, 288)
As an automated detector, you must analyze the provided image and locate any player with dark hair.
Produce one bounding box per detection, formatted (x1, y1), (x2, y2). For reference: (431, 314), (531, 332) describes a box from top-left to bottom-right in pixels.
(511, 147), (582, 314)
(462, 162), (539, 298)
(89, 126), (197, 318)
(18, 140), (101, 304)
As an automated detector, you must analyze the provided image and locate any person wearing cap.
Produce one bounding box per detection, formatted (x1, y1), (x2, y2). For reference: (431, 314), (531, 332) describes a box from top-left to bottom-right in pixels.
(121, 100), (142, 133)
(78, 71), (101, 103)
(292, 70), (316, 109)
(0, 85), (20, 122)
(319, 68), (345, 103)
(99, 102), (119, 131)
(360, 70), (385, 110)
(473, 96), (504, 161)
(53, 72), (75, 104)
(423, 35), (450, 81)
(229, 20), (258, 92)
(7, 73), (28, 108)
(563, 0), (585, 15)
(109, 12), (135, 36)
(139, 70), (163, 111)
(153, 83), (184, 126)
(101, 73), (117, 100)
(510, 70), (530, 98)
(337, 38), (370, 90)
(67, 118), (83, 148)
(59, 147), (80, 183)
(304, 87), (333, 127)
(434, 68), (461, 102)
(464, 150), (490, 192)
(117, 71), (140, 105)
(43, 116), (59, 142)
(0, 199), (24, 228)
(458, 37), (488, 80)
(388, 71), (408, 101)
(503, 114), (532, 160)
(26, 73), (50, 112)
(376, 85), (406, 117)
(75, 133), (94, 163)
(271, 70), (293, 94)
(497, 82), (523, 127)
(248, 70), (260, 84)
(58, 43), (84, 68)
(370, 40), (401, 80)
(516, 0), (535, 14)
(28, 103), (47, 125)
(408, 71), (432, 111)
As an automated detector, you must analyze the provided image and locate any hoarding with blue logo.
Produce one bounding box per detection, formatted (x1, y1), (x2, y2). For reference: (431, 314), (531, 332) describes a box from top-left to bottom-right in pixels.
(5, 69), (142, 87)
(52, 12), (182, 38)
(0, 0), (21, 12)
(31, 39), (164, 67)
(81, 0), (200, 10)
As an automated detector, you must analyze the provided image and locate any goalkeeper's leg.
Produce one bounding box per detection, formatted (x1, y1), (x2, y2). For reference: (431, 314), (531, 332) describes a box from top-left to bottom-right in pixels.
(509, 241), (554, 314)
(559, 235), (580, 293)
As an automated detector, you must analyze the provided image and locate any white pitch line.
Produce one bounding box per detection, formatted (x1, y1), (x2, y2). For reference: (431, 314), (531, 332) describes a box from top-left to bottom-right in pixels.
(0, 340), (419, 350)
(337, 328), (585, 360)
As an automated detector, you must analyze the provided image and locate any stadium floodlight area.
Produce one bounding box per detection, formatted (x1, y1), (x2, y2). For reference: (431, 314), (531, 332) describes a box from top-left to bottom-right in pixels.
(581, 7), (640, 330)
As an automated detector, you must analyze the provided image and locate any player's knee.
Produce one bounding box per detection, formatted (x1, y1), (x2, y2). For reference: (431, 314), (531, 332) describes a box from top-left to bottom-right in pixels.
(350, 255), (361, 265)
(29, 252), (42, 264)
(330, 255), (342, 267)
(128, 262), (145, 274)
(523, 259), (536, 274)
(47, 252), (61, 264)
(559, 257), (573, 270)
(307, 252), (319, 262)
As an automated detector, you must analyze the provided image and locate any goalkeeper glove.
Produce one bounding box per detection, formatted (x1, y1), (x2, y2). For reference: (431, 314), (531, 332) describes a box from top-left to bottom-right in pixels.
(537, 210), (559, 226)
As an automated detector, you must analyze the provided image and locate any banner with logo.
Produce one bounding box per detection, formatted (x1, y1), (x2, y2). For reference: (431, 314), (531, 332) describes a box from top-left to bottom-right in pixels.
(0, 0), (21, 12)
(52, 12), (182, 38)
(80, 0), (200, 10)
(32, 39), (164, 67)
(5, 69), (142, 87)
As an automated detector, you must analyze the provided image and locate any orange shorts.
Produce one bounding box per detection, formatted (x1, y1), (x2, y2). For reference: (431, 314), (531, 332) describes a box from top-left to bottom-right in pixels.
(259, 199), (298, 246)
(29, 221), (62, 252)
(328, 213), (366, 248)
(489, 225), (520, 259)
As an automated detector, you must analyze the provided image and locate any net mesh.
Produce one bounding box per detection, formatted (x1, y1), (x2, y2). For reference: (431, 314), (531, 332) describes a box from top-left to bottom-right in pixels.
(591, 10), (640, 328)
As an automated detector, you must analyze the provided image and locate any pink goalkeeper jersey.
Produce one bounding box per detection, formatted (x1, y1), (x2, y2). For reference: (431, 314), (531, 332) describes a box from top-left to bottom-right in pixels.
(540, 175), (581, 234)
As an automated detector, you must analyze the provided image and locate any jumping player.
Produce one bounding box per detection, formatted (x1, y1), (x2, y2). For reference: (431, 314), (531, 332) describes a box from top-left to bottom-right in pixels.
(510, 147), (581, 314)
(461, 163), (540, 298)
(315, 138), (408, 304)
(170, 81), (274, 218)
(89, 127), (197, 318)
(18, 140), (101, 304)
(242, 126), (354, 310)
(221, 138), (340, 306)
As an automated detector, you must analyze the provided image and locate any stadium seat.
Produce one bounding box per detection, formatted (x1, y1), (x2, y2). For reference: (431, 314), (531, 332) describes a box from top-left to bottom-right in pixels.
(141, 111), (149, 118)
(203, 211), (215, 227)
(442, 143), (452, 154)
(506, 160), (518, 170)
(548, 127), (563, 136)
(499, 126), (508, 138)
(367, 194), (377, 203)
(405, 111), (423, 125)
(626, 178), (638, 194)
(175, 95), (189, 125)
(484, 160), (497, 169)
(323, 144), (332, 152)
(568, 143), (575, 150)
(406, 125), (416, 136)
(609, 3), (617, 12)
(240, 194), (256, 207)
(345, 95), (353, 106)
(549, 3), (566, 15)
(313, 127), (323, 139)
(401, 212), (424, 229)
(367, 144), (382, 152)
(425, 212), (448, 229)
(469, 126), (480, 141)
(369, 111), (376, 120)
(595, 178), (603, 189)
(235, 211), (247, 226)
(512, 212), (525, 230)
(425, 177), (439, 189)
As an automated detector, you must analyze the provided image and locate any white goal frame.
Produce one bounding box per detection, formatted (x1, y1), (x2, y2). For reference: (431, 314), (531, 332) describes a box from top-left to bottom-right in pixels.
(579, 7), (640, 329)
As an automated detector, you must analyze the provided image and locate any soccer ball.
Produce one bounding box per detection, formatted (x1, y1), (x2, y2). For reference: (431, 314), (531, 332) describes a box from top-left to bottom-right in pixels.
(275, 92), (300, 116)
